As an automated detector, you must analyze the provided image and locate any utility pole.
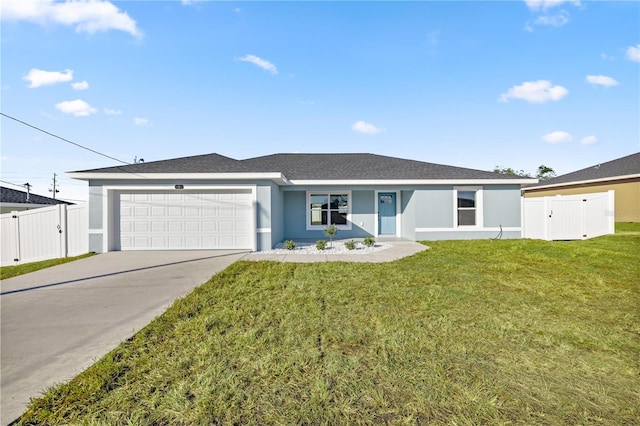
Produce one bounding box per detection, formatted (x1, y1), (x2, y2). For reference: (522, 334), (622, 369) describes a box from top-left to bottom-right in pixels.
(49, 173), (60, 199)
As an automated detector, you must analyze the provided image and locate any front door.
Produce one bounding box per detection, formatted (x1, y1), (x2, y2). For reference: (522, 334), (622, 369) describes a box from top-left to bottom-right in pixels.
(378, 193), (396, 235)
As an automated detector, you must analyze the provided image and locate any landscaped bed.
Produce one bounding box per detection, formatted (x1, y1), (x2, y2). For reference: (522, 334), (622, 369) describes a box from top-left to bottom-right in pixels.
(18, 230), (639, 425)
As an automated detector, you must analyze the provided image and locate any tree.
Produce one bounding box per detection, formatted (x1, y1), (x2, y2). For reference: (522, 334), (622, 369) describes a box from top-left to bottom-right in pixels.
(536, 165), (556, 180)
(492, 166), (531, 178)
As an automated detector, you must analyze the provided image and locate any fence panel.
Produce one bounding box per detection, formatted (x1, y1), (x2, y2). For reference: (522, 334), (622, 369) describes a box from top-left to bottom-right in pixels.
(584, 191), (615, 239)
(522, 191), (614, 241)
(1, 214), (18, 265)
(0, 204), (88, 266)
(67, 204), (89, 256)
(14, 205), (62, 264)
(522, 197), (547, 239)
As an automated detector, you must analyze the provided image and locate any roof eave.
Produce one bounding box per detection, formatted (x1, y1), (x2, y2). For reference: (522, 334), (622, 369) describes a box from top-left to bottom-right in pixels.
(288, 178), (539, 185)
(66, 172), (289, 185)
(522, 173), (640, 191)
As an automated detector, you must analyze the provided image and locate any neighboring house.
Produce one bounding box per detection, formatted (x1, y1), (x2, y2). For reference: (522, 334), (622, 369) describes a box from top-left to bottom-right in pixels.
(0, 186), (73, 214)
(522, 152), (640, 223)
(67, 153), (537, 252)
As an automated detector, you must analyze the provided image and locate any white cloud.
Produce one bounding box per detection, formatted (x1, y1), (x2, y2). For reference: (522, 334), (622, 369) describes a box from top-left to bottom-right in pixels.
(426, 30), (440, 47)
(542, 131), (573, 143)
(581, 135), (597, 145)
(600, 52), (615, 61)
(182, 0), (208, 5)
(1, 0), (142, 38)
(104, 108), (122, 115)
(134, 117), (148, 126)
(626, 44), (640, 62)
(352, 120), (382, 135)
(586, 75), (619, 87)
(72, 80), (89, 90)
(499, 80), (568, 103)
(238, 54), (278, 74)
(23, 68), (73, 88)
(533, 12), (569, 27)
(524, 0), (580, 11)
(55, 99), (97, 116)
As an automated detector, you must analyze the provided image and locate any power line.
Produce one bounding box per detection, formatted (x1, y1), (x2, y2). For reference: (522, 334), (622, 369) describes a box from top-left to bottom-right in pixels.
(0, 112), (130, 165)
(0, 179), (27, 188)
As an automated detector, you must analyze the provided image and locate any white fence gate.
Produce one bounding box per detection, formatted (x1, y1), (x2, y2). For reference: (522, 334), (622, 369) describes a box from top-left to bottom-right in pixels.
(0, 204), (88, 266)
(522, 191), (615, 241)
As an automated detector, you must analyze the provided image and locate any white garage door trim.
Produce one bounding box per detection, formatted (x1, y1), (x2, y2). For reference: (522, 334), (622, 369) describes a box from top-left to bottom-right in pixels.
(102, 185), (257, 252)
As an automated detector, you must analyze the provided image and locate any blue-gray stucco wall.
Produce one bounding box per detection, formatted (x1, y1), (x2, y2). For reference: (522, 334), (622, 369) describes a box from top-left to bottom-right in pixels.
(483, 185), (521, 227)
(282, 189), (375, 240)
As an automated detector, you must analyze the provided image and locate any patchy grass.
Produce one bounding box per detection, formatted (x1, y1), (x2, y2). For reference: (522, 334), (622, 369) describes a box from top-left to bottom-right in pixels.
(615, 222), (640, 234)
(18, 235), (639, 425)
(0, 253), (95, 280)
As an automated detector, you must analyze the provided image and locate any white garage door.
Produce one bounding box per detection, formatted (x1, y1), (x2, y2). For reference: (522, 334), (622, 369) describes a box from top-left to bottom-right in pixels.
(119, 190), (253, 250)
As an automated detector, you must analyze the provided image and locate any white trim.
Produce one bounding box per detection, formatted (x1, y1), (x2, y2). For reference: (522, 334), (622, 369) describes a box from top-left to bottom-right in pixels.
(523, 173), (640, 191)
(374, 190), (401, 237)
(257, 228), (271, 233)
(416, 227), (521, 233)
(290, 178), (537, 185)
(305, 191), (353, 231)
(453, 186), (483, 228)
(67, 172), (288, 185)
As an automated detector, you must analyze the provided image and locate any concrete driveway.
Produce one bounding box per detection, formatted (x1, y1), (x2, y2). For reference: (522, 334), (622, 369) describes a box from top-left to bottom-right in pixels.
(0, 250), (248, 425)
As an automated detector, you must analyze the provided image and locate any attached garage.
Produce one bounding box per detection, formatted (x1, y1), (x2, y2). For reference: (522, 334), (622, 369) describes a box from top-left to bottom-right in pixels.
(116, 189), (254, 250)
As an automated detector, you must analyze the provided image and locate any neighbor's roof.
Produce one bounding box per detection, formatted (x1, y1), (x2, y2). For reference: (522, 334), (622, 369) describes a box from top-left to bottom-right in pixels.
(525, 152), (640, 190)
(0, 186), (73, 206)
(69, 152), (536, 182)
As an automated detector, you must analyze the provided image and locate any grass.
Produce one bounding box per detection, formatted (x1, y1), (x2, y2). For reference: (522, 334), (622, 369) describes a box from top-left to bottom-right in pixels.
(0, 253), (95, 280)
(18, 231), (639, 425)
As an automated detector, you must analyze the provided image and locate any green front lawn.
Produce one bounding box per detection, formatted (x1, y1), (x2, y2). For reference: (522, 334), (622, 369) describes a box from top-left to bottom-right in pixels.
(0, 253), (95, 281)
(19, 234), (639, 425)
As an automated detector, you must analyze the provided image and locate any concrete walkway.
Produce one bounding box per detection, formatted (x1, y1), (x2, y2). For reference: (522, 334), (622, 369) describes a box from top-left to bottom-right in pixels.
(0, 250), (247, 425)
(243, 240), (429, 263)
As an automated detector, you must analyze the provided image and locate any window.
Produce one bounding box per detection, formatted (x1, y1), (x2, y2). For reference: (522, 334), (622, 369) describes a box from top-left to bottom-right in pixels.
(307, 192), (351, 229)
(454, 187), (482, 227)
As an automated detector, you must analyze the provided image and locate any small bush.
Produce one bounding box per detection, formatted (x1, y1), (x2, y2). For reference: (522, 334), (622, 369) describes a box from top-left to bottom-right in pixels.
(363, 237), (375, 247)
(284, 240), (296, 250)
(323, 224), (338, 247)
(315, 240), (327, 250)
(345, 240), (356, 250)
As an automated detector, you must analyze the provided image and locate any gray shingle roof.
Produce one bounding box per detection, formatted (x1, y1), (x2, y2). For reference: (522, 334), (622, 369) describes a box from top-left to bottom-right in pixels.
(72, 153), (526, 181)
(527, 152), (640, 188)
(1, 186), (73, 205)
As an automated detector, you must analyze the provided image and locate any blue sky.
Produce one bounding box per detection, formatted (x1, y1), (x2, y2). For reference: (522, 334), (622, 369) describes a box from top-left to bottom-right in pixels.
(1, 0), (638, 202)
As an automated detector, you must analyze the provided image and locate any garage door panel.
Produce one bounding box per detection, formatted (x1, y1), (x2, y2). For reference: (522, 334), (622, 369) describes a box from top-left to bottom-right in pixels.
(168, 221), (182, 232)
(168, 206), (182, 216)
(119, 190), (253, 250)
(185, 221), (200, 232)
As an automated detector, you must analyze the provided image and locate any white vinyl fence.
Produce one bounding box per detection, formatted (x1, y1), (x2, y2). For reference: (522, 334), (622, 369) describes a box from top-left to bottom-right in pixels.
(1, 204), (88, 266)
(522, 191), (615, 241)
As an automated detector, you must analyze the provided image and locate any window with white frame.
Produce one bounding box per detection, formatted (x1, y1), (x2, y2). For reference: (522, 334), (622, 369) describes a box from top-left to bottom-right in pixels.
(455, 187), (482, 227)
(307, 192), (351, 229)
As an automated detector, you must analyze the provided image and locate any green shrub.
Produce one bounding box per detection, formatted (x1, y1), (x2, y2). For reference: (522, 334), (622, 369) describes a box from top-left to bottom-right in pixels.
(363, 237), (375, 247)
(283, 240), (296, 250)
(315, 240), (327, 250)
(345, 240), (356, 250)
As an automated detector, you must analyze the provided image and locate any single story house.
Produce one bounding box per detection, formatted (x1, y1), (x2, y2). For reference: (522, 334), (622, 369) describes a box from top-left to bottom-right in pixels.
(0, 186), (73, 214)
(68, 153), (537, 252)
(522, 152), (640, 223)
